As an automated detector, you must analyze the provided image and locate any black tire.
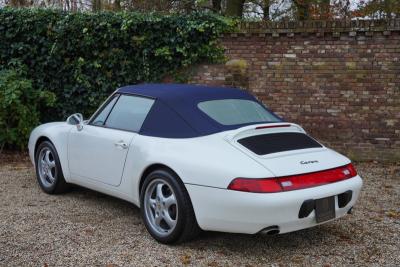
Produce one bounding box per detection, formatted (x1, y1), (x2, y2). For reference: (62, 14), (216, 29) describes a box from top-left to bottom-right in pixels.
(35, 141), (69, 194)
(140, 169), (200, 244)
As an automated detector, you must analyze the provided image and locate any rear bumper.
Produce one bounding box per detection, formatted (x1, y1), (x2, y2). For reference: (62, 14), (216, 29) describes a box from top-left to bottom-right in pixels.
(186, 175), (362, 234)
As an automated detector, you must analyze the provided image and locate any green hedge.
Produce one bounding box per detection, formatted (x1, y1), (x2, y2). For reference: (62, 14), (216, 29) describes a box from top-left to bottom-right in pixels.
(0, 8), (232, 123)
(0, 61), (56, 150)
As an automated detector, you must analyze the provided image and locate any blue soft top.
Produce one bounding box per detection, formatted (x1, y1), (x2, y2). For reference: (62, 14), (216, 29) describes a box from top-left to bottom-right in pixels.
(117, 84), (280, 138)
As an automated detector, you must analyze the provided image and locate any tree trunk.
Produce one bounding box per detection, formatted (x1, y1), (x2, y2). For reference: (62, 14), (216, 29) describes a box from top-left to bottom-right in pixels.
(181, 0), (195, 14)
(320, 0), (330, 19)
(71, 0), (77, 11)
(263, 0), (270, 20)
(114, 0), (121, 11)
(92, 0), (102, 11)
(226, 0), (245, 17)
(212, 0), (222, 12)
(383, 0), (392, 19)
(342, 0), (351, 19)
(294, 0), (310, 20)
(9, 0), (27, 7)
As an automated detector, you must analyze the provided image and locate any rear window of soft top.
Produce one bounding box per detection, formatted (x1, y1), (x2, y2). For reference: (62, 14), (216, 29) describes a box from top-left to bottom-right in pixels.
(198, 99), (280, 126)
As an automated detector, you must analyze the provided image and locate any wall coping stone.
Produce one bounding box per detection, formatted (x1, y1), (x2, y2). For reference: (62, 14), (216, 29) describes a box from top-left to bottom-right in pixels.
(226, 19), (400, 36)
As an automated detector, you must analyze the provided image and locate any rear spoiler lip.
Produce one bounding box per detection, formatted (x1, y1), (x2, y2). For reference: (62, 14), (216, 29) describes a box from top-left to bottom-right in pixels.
(255, 124), (292, 129)
(223, 122), (305, 142)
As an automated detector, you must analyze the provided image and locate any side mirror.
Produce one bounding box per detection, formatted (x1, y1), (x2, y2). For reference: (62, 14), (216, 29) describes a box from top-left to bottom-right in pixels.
(66, 113), (84, 131)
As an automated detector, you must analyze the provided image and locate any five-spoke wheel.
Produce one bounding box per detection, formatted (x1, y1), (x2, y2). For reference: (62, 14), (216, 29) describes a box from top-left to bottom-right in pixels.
(144, 179), (178, 236)
(37, 147), (57, 188)
(140, 169), (200, 244)
(35, 141), (69, 194)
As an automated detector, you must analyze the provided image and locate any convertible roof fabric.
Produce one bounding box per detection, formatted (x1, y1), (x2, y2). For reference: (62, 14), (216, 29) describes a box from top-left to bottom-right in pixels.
(117, 84), (281, 138)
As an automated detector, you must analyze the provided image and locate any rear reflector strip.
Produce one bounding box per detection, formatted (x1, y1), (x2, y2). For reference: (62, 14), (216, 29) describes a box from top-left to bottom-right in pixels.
(228, 164), (357, 193)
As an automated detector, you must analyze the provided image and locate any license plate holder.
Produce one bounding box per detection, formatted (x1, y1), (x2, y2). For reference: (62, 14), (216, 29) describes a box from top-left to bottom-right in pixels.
(315, 196), (335, 223)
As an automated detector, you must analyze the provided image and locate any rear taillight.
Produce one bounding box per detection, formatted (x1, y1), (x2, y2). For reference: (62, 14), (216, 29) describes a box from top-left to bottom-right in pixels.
(227, 164), (357, 193)
(227, 177), (282, 193)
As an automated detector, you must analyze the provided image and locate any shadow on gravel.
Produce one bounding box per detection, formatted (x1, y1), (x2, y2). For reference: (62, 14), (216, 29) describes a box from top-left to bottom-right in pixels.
(2, 162), (399, 266)
(66, 184), (338, 250)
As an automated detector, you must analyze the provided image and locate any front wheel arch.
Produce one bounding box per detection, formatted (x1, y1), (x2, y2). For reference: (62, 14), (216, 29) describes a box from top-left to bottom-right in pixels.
(34, 136), (52, 157)
(34, 136), (67, 180)
(34, 140), (70, 194)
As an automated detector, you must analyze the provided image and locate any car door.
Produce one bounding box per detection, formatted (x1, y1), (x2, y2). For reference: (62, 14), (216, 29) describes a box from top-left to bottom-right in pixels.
(68, 93), (155, 186)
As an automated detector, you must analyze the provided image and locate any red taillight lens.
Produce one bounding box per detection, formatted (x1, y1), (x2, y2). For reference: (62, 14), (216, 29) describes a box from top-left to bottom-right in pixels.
(228, 164), (357, 193)
(228, 177), (282, 193)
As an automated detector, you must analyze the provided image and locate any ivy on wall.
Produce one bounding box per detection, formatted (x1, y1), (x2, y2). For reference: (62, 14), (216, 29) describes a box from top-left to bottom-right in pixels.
(0, 8), (232, 123)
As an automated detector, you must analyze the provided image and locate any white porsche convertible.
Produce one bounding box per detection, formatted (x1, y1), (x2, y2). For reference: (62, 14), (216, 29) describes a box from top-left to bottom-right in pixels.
(28, 84), (363, 244)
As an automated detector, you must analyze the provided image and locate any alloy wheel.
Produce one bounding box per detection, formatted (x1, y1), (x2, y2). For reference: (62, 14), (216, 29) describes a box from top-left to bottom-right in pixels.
(37, 147), (57, 188)
(144, 179), (178, 237)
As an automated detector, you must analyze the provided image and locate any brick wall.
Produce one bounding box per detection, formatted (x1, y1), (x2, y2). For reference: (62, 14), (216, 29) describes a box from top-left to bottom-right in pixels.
(190, 20), (400, 162)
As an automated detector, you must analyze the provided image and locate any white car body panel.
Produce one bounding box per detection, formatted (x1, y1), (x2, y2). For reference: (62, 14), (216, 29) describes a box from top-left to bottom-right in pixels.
(187, 176), (362, 233)
(28, 120), (363, 234)
(68, 125), (136, 187)
(120, 132), (274, 205)
(28, 122), (73, 179)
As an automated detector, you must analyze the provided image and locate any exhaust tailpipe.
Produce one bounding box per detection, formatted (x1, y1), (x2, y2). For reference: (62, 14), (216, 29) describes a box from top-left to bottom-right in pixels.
(259, 226), (280, 235)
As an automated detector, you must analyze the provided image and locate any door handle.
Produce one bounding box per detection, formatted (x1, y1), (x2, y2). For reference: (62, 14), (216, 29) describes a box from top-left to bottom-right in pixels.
(114, 140), (128, 149)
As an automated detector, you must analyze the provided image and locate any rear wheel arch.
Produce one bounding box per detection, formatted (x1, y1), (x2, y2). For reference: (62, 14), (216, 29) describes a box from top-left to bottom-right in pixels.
(139, 164), (201, 243)
(138, 164), (198, 220)
(139, 163), (181, 197)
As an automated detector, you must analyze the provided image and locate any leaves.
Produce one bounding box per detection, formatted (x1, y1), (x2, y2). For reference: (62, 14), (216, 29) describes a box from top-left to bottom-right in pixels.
(0, 61), (56, 149)
(0, 8), (232, 123)
(180, 254), (191, 265)
(386, 209), (400, 219)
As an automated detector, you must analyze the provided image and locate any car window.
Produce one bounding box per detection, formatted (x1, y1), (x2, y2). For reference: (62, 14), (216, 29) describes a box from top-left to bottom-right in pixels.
(198, 99), (280, 126)
(91, 94), (119, 126)
(105, 95), (155, 132)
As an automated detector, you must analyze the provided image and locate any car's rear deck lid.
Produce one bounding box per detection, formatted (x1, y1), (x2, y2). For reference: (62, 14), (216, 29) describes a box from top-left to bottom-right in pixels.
(225, 123), (350, 177)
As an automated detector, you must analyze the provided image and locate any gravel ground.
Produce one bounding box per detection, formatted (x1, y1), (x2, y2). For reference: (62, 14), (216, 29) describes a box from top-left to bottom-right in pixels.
(0, 157), (399, 266)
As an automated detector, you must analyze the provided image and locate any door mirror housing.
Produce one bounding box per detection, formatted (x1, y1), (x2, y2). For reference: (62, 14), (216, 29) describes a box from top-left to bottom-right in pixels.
(66, 113), (84, 131)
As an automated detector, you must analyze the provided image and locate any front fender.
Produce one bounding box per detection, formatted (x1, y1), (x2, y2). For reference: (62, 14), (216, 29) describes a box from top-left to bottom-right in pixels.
(28, 122), (74, 181)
